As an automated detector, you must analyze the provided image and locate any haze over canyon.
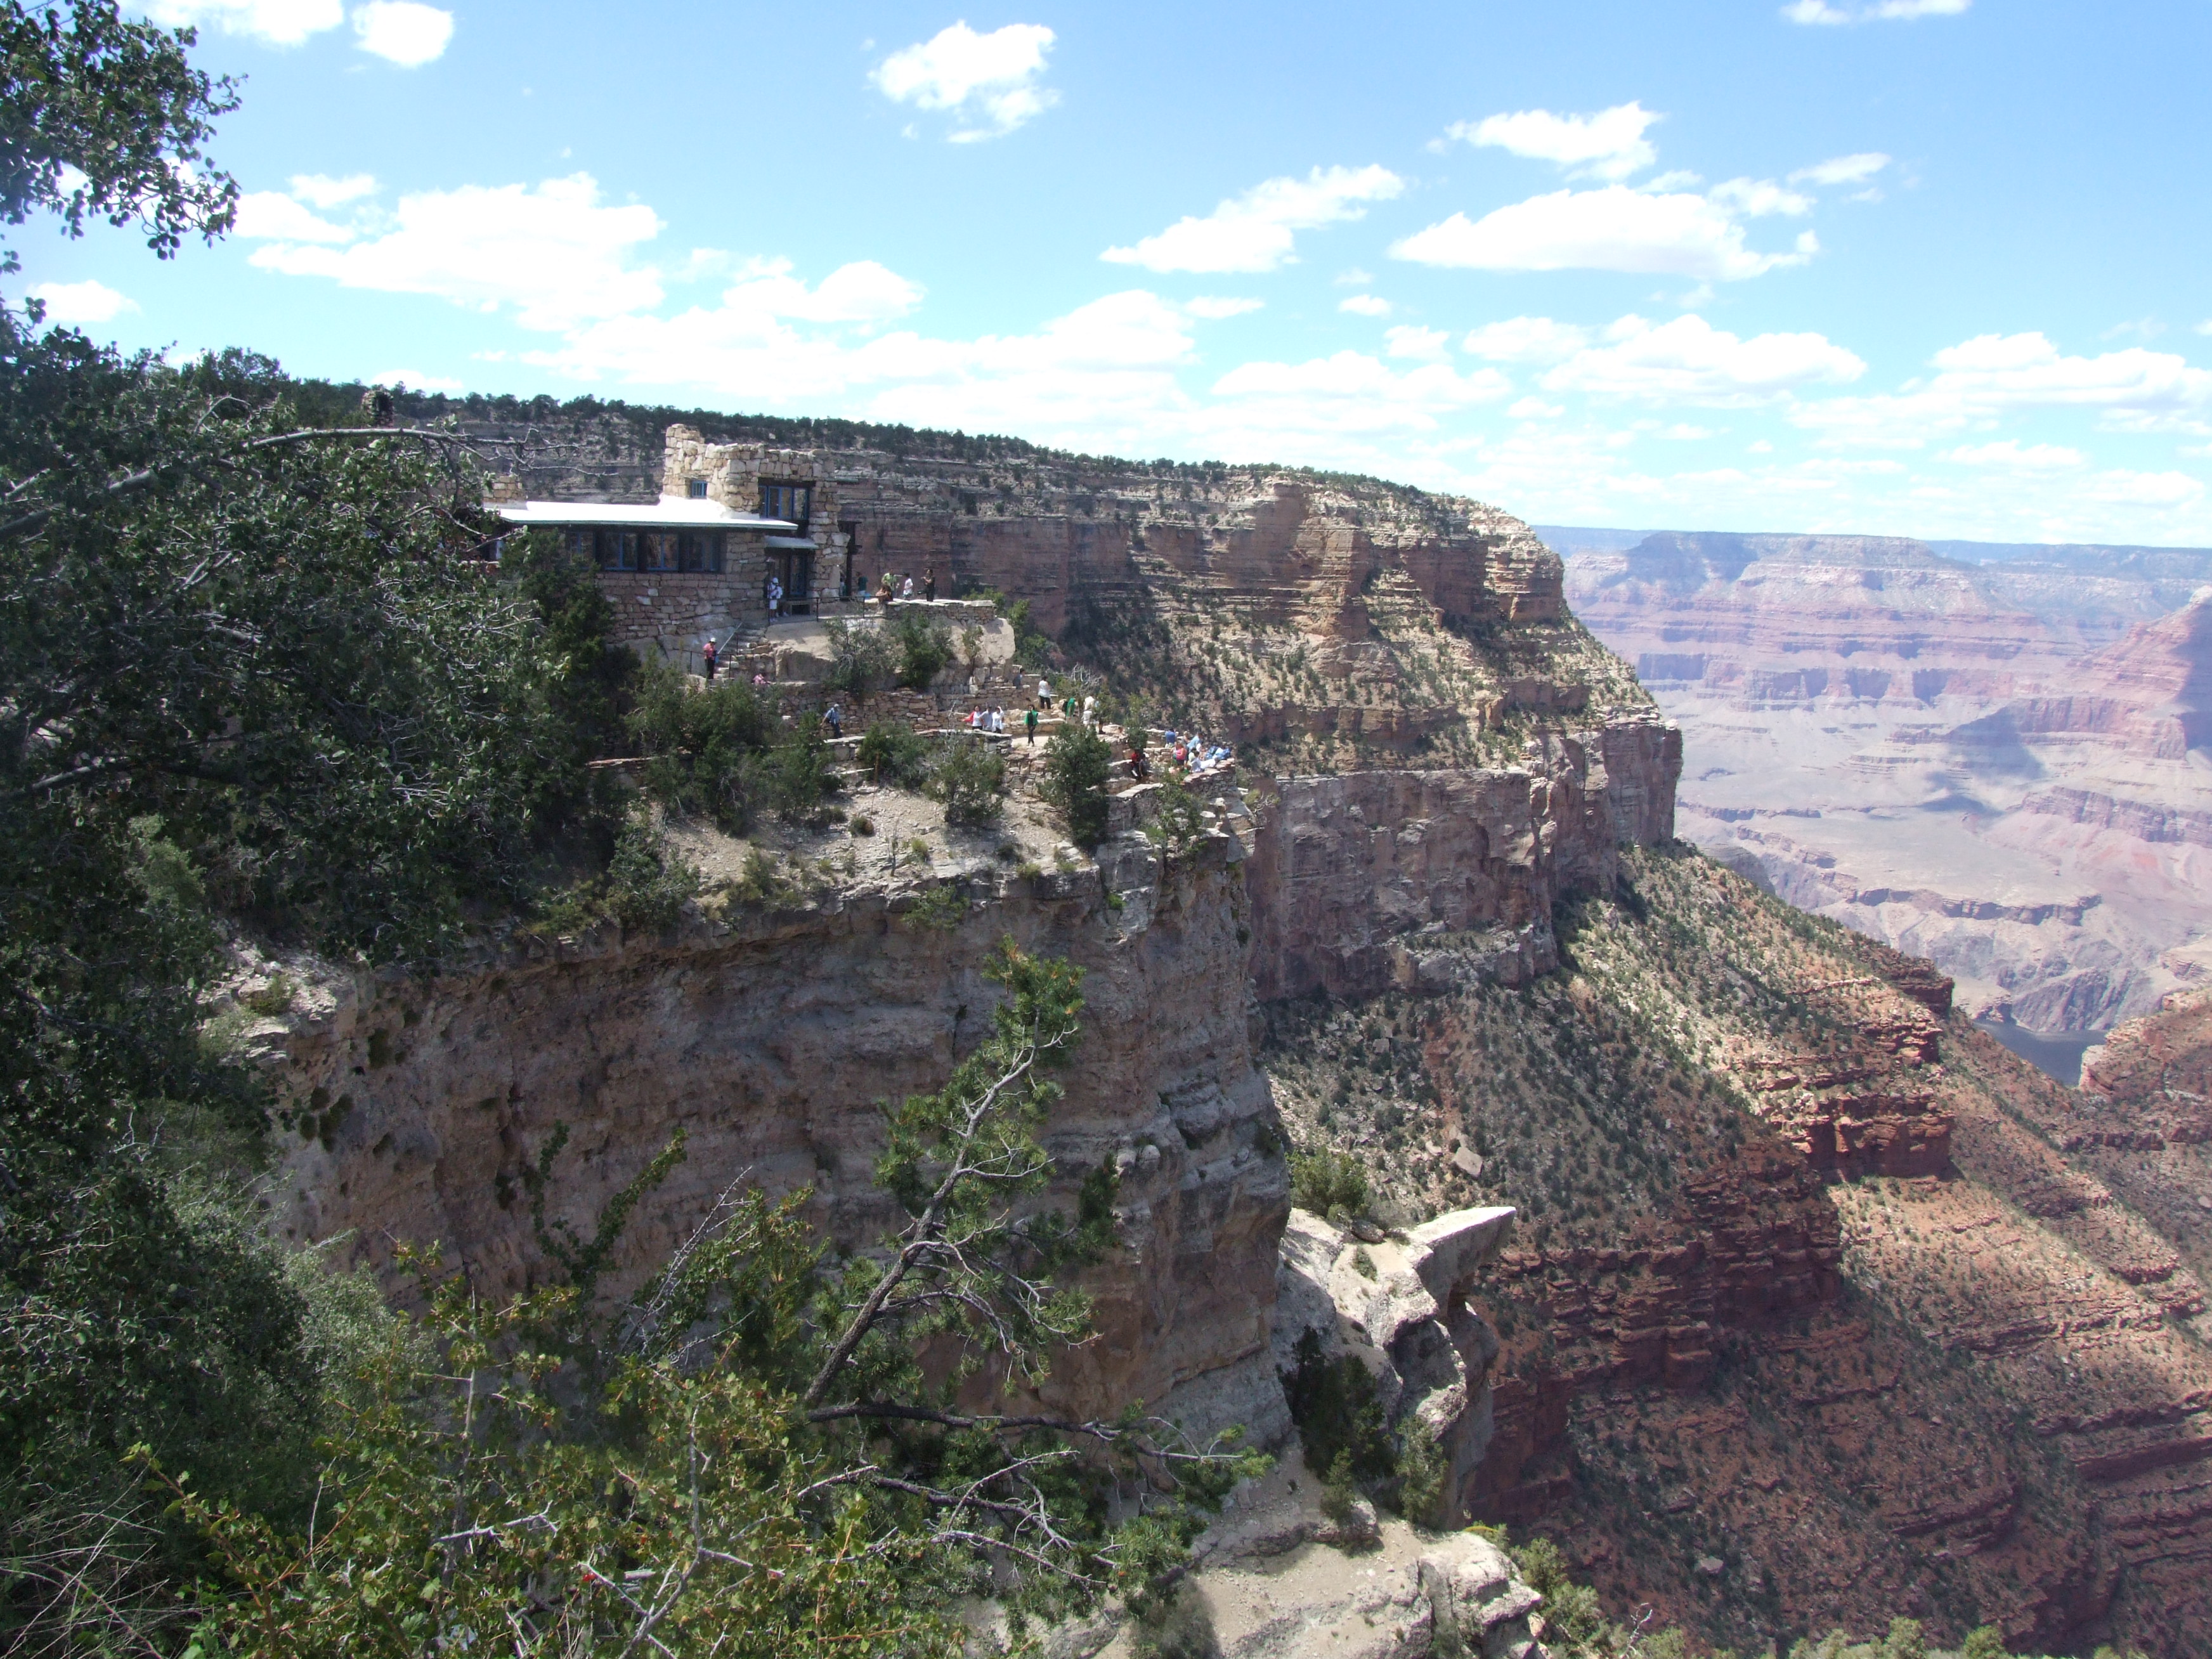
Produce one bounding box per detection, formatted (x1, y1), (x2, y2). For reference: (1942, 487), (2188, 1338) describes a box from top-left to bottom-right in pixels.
(1556, 527), (2212, 1067)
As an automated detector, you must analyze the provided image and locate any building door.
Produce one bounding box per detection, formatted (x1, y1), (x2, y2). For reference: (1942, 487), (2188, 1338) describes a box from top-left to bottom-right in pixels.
(776, 548), (813, 613)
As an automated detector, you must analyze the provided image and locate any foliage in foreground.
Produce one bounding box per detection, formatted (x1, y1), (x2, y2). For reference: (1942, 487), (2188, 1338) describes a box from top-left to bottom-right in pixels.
(159, 942), (1259, 1656)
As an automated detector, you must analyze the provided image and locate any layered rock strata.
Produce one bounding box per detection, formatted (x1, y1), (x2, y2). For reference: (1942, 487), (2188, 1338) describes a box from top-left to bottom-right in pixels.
(1566, 533), (2212, 1039)
(269, 828), (1290, 1440)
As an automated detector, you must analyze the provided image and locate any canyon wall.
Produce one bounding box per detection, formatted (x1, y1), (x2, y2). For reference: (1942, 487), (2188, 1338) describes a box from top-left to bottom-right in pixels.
(1566, 532), (2212, 1039)
(270, 836), (1291, 1441)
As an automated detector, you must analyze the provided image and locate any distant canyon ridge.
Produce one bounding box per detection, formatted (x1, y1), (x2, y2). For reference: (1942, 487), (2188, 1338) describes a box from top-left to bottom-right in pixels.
(1553, 527), (2212, 1048)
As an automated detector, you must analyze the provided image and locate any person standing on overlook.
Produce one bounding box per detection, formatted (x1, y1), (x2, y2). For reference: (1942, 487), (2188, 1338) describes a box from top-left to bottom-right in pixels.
(1024, 706), (1039, 745)
(923, 566), (937, 602)
(701, 637), (718, 681)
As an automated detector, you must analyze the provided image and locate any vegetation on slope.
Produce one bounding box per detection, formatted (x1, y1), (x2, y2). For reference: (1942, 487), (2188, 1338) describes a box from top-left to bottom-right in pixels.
(1264, 845), (2203, 1656)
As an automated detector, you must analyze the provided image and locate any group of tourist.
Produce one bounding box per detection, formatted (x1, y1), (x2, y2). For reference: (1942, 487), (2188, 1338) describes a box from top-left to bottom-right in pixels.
(1160, 727), (1234, 781)
(868, 566), (937, 604)
(963, 706), (1010, 734)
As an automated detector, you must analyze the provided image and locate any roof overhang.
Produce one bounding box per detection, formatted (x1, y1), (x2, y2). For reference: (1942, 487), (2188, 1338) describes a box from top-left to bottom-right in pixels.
(497, 497), (797, 533)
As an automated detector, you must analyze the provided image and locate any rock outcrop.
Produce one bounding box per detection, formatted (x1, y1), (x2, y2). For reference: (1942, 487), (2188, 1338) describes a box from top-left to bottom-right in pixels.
(1566, 534), (2212, 1041)
(1274, 1206), (1517, 1524)
(268, 828), (1290, 1442)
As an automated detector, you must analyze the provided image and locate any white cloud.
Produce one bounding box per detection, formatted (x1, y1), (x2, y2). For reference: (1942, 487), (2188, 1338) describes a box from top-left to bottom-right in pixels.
(353, 1), (452, 66)
(1794, 332), (2212, 446)
(1384, 325), (1450, 361)
(288, 172), (377, 208)
(1463, 316), (1592, 363)
(30, 279), (138, 323)
(2084, 469), (2203, 508)
(247, 173), (665, 330)
(1183, 296), (1263, 320)
(1707, 177), (1814, 217)
(1790, 152), (1890, 186)
(1542, 313), (1866, 404)
(871, 22), (1057, 141)
(2193, 318), (2212, 336)
(1338, 294), (1391, 317)
(370, 367), (462, 393)
(1941, 439), (2085, 469)
(1333, 267), (1374, 287)
(1508, 396), (1565, 420)
(1783, 0), (1968, 22)
(235, 190), (356, 242)
(1102, 165), (1403, 275)
(1206, 352), (1511, 437)
(1447, 102), (1660, 182)
(145, 0), (342, 46)
(1393, 186), (1818, 282)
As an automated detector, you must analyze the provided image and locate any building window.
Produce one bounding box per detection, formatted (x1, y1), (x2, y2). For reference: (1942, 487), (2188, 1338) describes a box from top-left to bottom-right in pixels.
(686, 478), (708, 499)
(643, 531), (677, 571)
(760, 482), (811, 530)
(594, 528), (639, 571)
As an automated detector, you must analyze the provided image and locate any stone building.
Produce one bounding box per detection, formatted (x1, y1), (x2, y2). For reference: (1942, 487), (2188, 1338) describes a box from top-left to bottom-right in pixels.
(494, 424), (856, 658)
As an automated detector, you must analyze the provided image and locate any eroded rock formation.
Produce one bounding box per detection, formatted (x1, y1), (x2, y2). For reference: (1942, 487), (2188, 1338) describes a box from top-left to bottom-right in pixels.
(269, 832), (1290, 1441)
(1566, 533), (2212, 1038)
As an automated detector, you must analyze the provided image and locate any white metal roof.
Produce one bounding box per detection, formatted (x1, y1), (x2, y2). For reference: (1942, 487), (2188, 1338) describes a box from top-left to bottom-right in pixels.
(496, 496), (797, 532)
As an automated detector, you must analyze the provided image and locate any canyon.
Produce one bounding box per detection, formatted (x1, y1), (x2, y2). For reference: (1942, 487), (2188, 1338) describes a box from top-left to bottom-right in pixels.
(1561, 531), (2212, 1053)
(255, 393), (2212, 1655)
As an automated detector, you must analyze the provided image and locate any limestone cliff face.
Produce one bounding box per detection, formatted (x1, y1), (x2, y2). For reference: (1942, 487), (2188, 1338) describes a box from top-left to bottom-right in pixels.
(1242, 716), (1681, 1004)
(272, 835), (1289, 1441)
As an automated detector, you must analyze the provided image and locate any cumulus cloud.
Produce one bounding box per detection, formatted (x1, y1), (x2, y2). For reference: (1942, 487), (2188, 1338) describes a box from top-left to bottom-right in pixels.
(1463, 316), (1592, 363)
(1338, 294), (1391, 317)
(1446, 102), (1659, 181)
(1393, 186), (1818, 281)
(30, 279), (138, 323)
(235, 190), (356, 242)
(1542, 314), (1866, 404)
(145, 0), (343, 46)
(1707, 177), (1814, 217)
(1384, 325), (1450, 361)
(247, 173), (665, 330)
(1941, 440), (2085, 469)
(1101, 165), (1403, 275)
(1790, 153), (1890, 186)
(353, 1), (453, 66)
(871, 22), (1057, 141)
(289, 172), (377, 208)
(1783, 0), (1968, 22)
(1183, 296), (1263, 319)
(1794, 332), (2212, 446)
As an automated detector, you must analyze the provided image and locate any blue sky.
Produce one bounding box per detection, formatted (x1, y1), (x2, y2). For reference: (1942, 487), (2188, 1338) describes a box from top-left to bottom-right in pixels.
(18, 0), (2212, 542)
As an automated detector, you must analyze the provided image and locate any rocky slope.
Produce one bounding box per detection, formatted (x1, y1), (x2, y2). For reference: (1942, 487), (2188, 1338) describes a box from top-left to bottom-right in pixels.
(1262, 846), (2212, 1657)
(1565, 532), (2212, 1042)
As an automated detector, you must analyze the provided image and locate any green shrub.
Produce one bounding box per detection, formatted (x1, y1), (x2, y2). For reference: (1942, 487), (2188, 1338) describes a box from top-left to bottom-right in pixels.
(1147, 774), (1207, 860)
(1289, 1149), (1371, 1221)
(890, 608), (954, 689)
(602, 810), (701, 932)
(630, 656), (770, 829)
(905, 882), (970, 932)
(1041, 722), (1113, 849)
(929, 737), (1006, 827)
(1281, 1330), (1393, 1485)
(763, 715), (838, 822)
(822, 618), (894, 698)
(1318, 1450), (1361, 1526)
(1393, 1415), (1447, 1527)
(856, 720), (929, 787)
